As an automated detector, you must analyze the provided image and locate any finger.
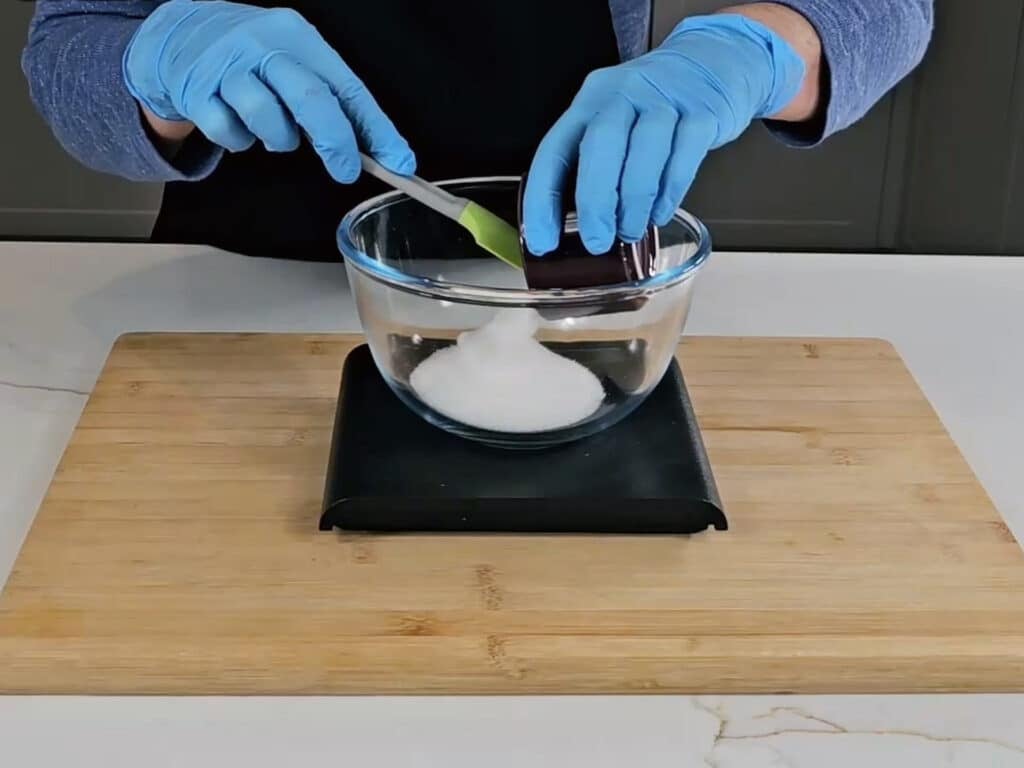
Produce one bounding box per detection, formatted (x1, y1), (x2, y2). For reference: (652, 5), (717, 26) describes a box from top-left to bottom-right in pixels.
(522, 107), (590, 255)
(259, 53), (361, 183)
(576, 95), (636, 254)
(220, 66), (300, 153)
(651, 111), (717, 225)
(303, 39), (416, 175)
(188, 95), (256, 153)
(617, 105), (677, 242)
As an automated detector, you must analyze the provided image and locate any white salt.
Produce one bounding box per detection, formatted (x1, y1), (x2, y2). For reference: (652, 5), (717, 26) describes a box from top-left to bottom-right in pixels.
(409, 309), (605, 433)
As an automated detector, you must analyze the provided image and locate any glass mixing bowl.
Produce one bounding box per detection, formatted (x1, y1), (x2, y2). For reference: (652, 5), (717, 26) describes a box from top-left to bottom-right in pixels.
(337, 177), (711, 449)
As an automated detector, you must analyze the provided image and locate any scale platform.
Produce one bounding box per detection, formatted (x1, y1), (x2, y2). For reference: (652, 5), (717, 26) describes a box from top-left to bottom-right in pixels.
(320, 344), (728, 534)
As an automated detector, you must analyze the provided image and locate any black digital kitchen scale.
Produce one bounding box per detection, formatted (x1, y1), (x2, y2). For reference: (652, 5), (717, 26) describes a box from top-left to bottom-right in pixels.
(320, 344), (727, 534)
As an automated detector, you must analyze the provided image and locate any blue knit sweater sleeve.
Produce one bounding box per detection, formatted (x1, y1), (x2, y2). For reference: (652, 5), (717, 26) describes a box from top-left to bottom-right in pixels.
(774, 0), (934, 143)
(22, 0), (222, 182)
(22, 0), (934, 181)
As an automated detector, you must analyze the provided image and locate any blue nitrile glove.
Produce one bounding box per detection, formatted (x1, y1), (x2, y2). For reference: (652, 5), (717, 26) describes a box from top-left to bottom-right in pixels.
(123, 0), (415, 182)
(523, 14), (806, 255)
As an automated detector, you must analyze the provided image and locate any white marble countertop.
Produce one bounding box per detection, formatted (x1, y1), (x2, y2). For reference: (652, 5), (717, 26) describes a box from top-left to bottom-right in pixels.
(2, 242), (1023, 767)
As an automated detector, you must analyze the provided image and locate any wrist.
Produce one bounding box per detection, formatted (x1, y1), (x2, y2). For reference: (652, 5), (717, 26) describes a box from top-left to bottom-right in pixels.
(142, 106), (195, 142)
(663, 13), (807, 121)
(140, 105), (195, 159)
(718, 4), (822, 121)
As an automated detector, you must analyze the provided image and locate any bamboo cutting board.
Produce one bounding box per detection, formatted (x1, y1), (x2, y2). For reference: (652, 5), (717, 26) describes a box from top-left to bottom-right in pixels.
(2, 333), (1024, 695)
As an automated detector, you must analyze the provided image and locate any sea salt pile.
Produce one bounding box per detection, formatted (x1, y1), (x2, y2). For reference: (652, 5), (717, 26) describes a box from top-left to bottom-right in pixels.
(409, 309), (605, 433)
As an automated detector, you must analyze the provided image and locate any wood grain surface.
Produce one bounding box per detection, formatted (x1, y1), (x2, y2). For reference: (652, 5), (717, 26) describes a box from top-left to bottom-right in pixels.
(1, 333), (1023, 695)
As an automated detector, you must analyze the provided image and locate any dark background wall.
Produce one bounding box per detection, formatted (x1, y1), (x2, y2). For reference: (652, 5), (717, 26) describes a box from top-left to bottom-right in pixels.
(2, 0), (1021, 253)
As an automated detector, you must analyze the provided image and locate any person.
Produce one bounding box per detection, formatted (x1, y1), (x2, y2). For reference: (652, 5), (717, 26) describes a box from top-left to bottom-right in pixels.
(23, 0), (933, 261)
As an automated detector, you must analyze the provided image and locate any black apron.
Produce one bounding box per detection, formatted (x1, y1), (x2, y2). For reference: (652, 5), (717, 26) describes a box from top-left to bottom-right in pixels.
(151, 0), (623, 261)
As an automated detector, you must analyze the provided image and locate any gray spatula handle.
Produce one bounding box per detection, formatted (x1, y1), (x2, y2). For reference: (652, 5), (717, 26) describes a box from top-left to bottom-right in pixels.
(359, 153), (467, 221)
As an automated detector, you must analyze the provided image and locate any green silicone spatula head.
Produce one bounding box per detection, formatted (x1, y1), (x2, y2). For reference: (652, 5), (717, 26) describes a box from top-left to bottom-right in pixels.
(359, 154), (523, 269)
(455, 200), (524, 269)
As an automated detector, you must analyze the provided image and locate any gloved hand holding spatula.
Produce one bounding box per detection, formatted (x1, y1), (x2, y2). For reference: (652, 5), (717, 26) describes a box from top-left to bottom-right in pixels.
(123, 0), (415, 182)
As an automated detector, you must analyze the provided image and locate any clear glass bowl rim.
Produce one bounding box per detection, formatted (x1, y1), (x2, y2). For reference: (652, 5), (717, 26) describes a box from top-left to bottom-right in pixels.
(336, 176), (712, 308)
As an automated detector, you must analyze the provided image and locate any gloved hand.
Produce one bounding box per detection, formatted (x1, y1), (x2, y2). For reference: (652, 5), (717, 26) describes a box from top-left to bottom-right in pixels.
(123, 0), (415, 181)
(522, 14), (806, 255)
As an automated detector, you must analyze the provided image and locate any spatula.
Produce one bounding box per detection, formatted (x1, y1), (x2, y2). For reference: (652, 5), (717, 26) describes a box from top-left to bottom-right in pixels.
(359, 154), (523, 269)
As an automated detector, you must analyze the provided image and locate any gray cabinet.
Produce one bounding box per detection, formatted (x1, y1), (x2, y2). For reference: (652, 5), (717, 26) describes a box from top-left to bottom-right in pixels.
(660, 0), (1024, 255)
(899, 0), (1024, 254)
(654, 0), (905, 251)
(2, 0), (1023, 254)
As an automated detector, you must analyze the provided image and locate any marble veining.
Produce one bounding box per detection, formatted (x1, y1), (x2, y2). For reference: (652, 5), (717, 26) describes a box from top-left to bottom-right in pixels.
(695, 698), (1024, 766)
(0, 379), (88, 395)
